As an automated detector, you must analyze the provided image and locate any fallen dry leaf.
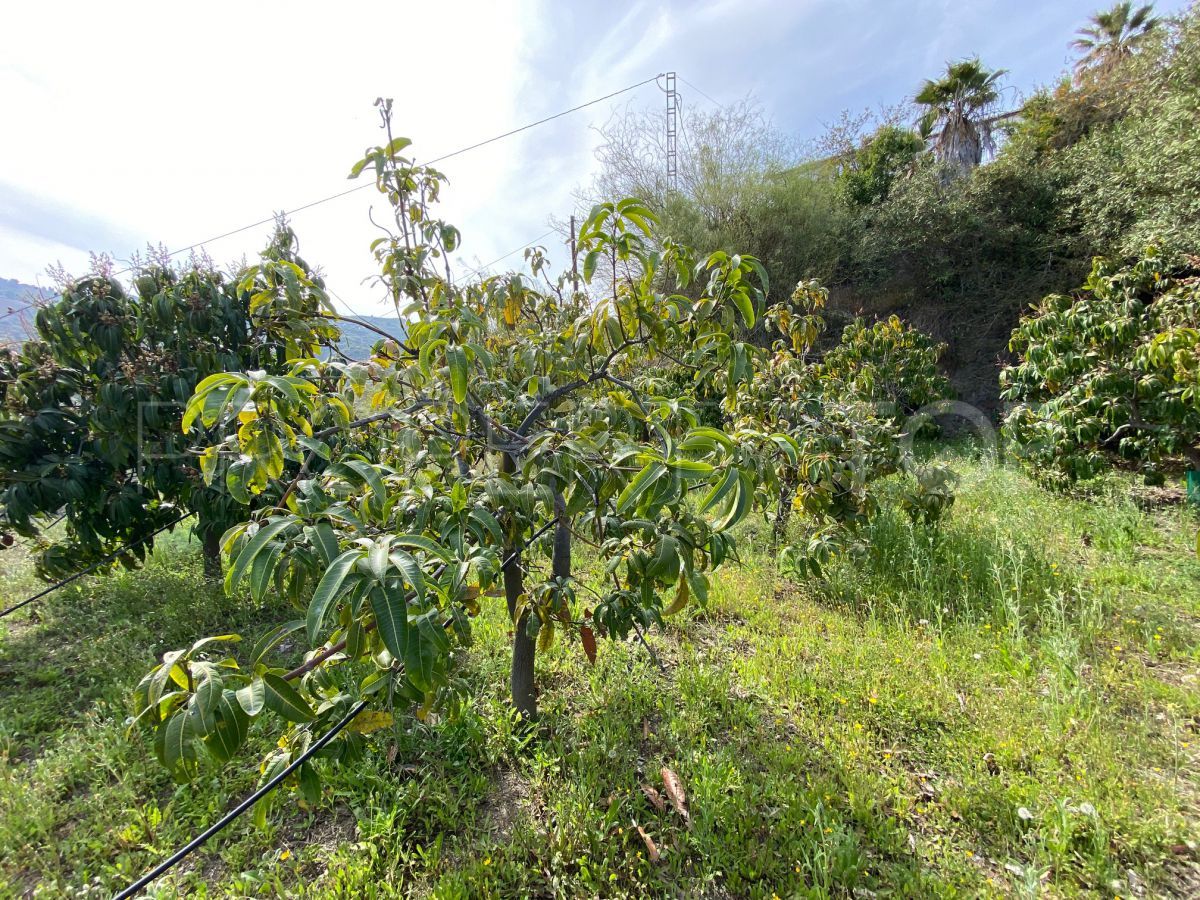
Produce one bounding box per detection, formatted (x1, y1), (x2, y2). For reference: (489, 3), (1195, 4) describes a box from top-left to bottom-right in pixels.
(661, 766), (690, 826)
(636, 824), (661, 862)
(641, 783), (666, 812)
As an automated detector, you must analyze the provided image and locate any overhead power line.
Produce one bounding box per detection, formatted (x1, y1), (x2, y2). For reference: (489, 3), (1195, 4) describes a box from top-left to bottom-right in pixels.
(462, 228), (559, 280)
(0, 74), (664, 326)
(679, 76), (721, 108)
(121, 73), (665, 274)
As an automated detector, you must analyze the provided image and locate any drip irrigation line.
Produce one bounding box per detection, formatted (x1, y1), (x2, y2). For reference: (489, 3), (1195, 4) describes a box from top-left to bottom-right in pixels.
(113, 699), (368, 900)
(114, 518), (559, 896)
(0, 513), (193, 620)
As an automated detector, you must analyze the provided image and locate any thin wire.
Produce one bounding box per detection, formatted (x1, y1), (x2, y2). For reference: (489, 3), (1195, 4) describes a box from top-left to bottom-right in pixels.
(3, 76), (662, 327)
(3, 75), (664, 326)
(110, 73), (664, 278)
(461, 228), (558, 280)
(114, 699), (368, 900)
(0, 513), (193, 619)
(679, 76), (721, 108)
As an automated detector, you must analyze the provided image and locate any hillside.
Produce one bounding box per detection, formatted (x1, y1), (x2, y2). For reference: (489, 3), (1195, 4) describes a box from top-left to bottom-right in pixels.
(590, 9), (1200, 415)
(332, 314), (407, 358)
(0, 278), (53, 345)
(0, 279), (404, 360)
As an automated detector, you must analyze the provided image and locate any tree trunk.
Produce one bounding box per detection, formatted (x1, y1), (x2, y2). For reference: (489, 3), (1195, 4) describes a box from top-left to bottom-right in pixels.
(552, 489), (571, 581)
(201, 527), (222, 581)
(501, 452), (537, 720)
(773, 471), (799, 549)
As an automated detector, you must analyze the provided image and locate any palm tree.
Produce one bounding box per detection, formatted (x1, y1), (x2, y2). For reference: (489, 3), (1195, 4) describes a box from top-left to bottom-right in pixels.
(915, 59), (1007, 175)
(1072, 2), (1159, 75)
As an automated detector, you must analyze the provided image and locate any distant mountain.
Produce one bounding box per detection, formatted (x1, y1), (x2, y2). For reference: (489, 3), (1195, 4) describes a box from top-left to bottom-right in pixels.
(0, 278), (54, 345)
(331, 315), (408, 360)
(0, 276), (404, 360)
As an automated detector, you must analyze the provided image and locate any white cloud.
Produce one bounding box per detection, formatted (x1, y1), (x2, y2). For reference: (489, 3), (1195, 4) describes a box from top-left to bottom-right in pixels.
(0, 0), (551, 315)
(4, 0), (1193, 318)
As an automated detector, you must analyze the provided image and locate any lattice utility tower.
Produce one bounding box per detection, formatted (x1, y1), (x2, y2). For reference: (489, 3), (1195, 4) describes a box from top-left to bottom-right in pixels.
(665, 71), (678, 191)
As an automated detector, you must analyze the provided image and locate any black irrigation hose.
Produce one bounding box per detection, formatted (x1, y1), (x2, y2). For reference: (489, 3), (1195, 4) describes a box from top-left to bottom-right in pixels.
(114, 699), (368, 900)
(0, 513), (194, 620)
(114, 518), (554, 896)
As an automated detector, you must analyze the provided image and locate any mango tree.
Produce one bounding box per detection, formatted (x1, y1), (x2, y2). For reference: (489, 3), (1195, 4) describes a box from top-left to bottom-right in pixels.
(734, 283), (953, 559)
(130, 107), (818, 791)
(0, 226), (337, 579)
(1001, 249), (1200, 485)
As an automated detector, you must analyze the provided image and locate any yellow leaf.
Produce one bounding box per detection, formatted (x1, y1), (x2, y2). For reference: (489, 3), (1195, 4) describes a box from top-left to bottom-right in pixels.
(664, 577), (689, 616)
(348, 710), (394, 734)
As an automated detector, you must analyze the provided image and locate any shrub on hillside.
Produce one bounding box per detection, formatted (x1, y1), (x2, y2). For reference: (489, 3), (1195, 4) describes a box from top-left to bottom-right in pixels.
(1001, 249), (1200, 485)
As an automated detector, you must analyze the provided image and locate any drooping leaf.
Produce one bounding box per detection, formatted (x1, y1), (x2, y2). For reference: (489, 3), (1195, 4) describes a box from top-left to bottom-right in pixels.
(226, 517), (296, 594)
(369, 583), (409, 662)
(447, 345), (468, 405)
(580, 625), (597, 665)
(307, 549), (362, 645)
(203, 690), (250, 763)
(261, 672), (315, 723)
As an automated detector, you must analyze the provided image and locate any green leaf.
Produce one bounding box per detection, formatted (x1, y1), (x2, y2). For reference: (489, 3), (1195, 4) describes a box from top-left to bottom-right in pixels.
(189, 673), (224, 736)
(236, 677), (266, 716)
(370, 583), (410, 662)
(687, 426), (735, 452)
(469, 508), (504, 546)
(307, 550), (362, 645)
(715, 470), (751, 531)
(160, 709), (197, 782)
(583, 249), (601, 283)
(340, 459), (387, 509)
(297, 434), (332, 461)
(668, 459), (714, 480)
(249, 620), (305, 668)
(389, 550), (426, 603)
(617, 461), (667, 514)
(700, 466), (738, 513)
(447, 345), (468, 405)
(406, 609), (450, 691)
(261, 673), (315, 723)
(203, 690), (250, 763)
(226, 517), (295, 595)
(385, 136), (412, 157)
(363, 542), (389, 582)
(250, 543), (282, 603)
(262, 374), (301, 406)
(391, 534), (451, 561)
(298, 761), (321, 805)
(309, 522), (340, 566)
(731, 291), (755, 329)
(189, 634), (241, 656)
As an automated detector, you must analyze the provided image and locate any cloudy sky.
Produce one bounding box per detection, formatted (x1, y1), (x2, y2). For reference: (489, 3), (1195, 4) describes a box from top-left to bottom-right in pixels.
(2, 0), (1188, 315)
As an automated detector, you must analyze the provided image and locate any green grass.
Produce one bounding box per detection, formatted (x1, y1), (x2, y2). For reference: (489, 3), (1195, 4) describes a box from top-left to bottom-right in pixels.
(2, 450), (1199, 897)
